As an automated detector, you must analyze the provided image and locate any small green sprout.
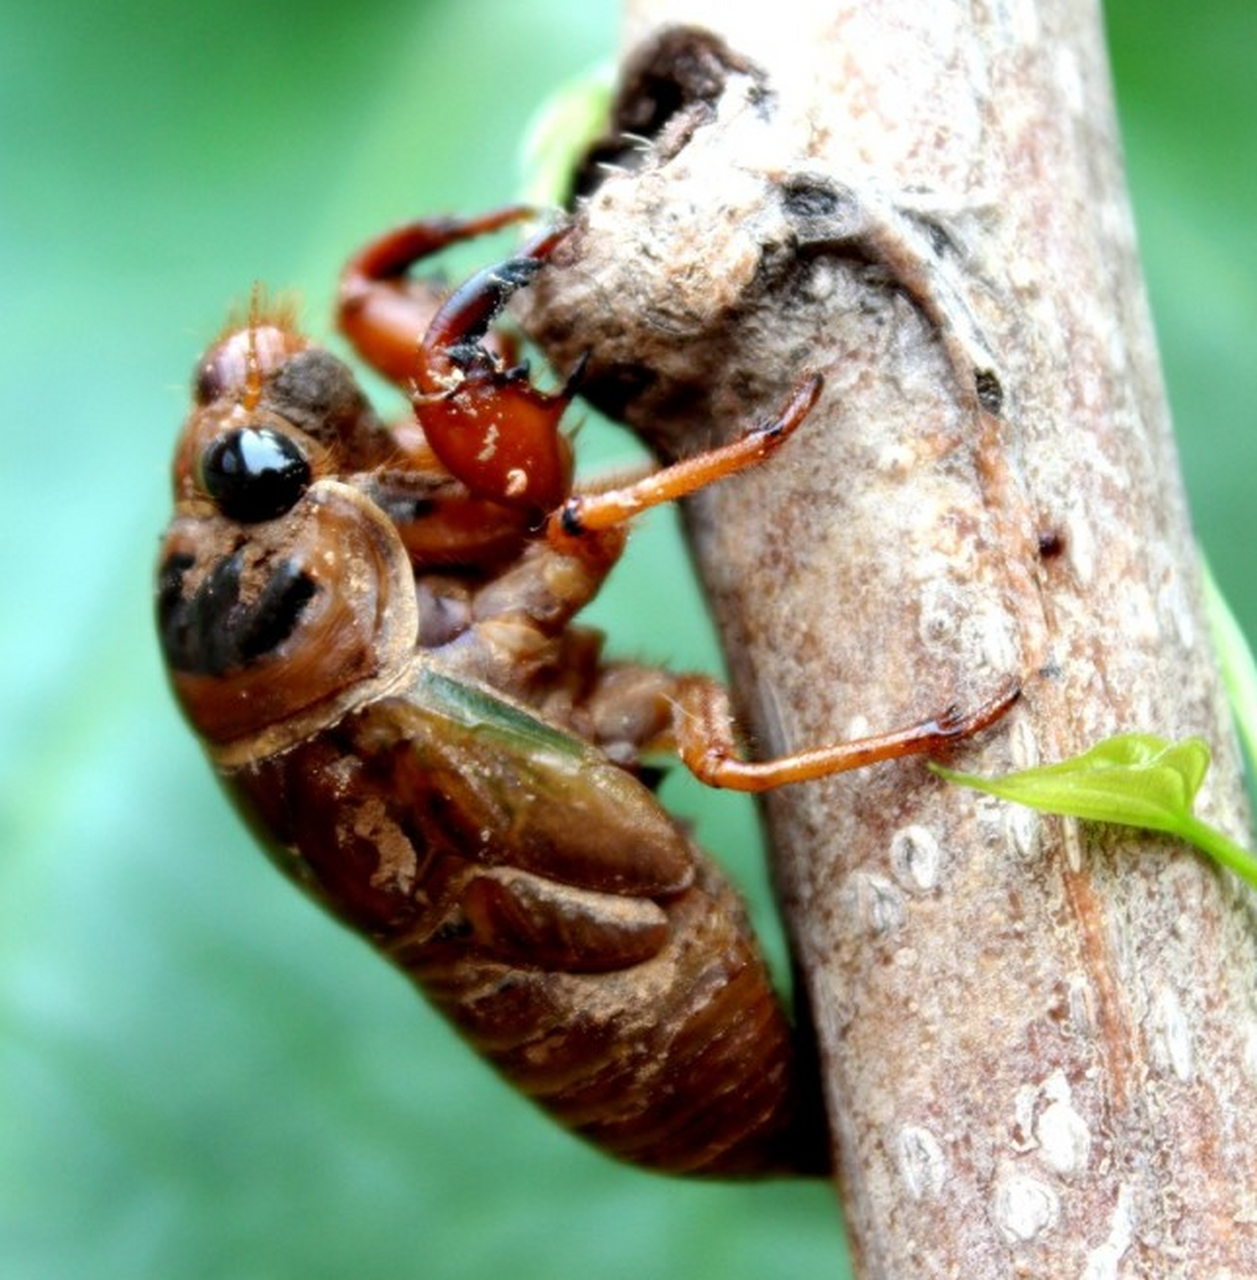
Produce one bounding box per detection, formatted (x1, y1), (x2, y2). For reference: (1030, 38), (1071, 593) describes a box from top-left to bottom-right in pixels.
(933, 734), (1257, 889)
(934, 560), (1257, 890)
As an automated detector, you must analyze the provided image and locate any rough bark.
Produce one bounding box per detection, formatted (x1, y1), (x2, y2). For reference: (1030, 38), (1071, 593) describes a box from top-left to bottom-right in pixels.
(524, 2), (1257, 1276)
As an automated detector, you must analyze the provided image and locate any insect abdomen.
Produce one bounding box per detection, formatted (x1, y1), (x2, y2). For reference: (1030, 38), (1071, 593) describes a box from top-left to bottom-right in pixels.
(229, 706), (828, 1177)
(415, 857), (825, 1175)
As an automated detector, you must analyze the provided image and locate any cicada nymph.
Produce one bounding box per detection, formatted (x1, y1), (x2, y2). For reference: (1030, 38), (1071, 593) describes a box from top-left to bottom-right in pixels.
(157, 209), (1015, 1175)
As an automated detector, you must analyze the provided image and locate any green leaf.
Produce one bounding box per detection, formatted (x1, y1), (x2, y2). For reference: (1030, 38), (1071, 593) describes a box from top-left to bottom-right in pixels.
(932, 734), (1257, 891)
(934, 734), (1208, 830)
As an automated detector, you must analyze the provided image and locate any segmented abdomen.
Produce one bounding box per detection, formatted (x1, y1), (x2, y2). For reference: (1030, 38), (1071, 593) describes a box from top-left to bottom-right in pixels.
(411, 857), (821, 1175)
(230, 705), (827, 1177)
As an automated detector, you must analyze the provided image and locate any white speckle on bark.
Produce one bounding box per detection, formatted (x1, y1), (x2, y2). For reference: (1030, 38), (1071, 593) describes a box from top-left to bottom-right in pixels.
(1158, 566), (1196, 649)
(1065, 507), (1097, 586)
(1005, 800), (1041, 864)
(917, 580), (964, 652)
(1053, 46), (1086, 115)
(896, 1124), (947, 1199)
(1008, 712), (1041, 771)
(997, 0), (1041, 45)
(969, 602), (1022, 674)
(1011, 1070), (1091, 1177)
(1116, 580), (1160, 646)
(874, 439), (917, 478)
(1036, 1072), (1092, 1177)
(1061, 818), (1085, 874)
(847, 871), (906, 937)
(1068, 977), (1095, 1038)
(1242, 1022), (1257, 1085)
(844, 712), (873, 741)
(890, 823), (942, 892)
(992, 1168), (1059, 1243)
(1081, 1184), (1134, 1280)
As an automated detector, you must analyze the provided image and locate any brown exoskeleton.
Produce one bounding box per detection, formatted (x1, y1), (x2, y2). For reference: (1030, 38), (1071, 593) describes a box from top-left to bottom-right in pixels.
(156, 207), (1016, 1176)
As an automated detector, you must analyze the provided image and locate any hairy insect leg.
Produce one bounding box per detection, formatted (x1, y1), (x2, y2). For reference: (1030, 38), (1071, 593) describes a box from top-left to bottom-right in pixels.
(672, 676), (1021, 791)
(546, 376), (823, 551)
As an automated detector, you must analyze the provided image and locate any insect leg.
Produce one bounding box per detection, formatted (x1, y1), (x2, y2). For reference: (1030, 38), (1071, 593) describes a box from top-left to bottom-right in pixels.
(339, 208), (578, 515)
(546, 375), (822, 550)
(671, 675), (1021, 791)
(337, 205), (538, 384)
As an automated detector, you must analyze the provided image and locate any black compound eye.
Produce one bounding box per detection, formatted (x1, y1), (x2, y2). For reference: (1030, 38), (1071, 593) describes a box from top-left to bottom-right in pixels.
(200, 427), (311, 522)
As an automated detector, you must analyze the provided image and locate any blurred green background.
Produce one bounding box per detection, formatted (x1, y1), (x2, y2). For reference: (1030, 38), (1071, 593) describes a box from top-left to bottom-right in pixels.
(2, 2), (1253, 1277)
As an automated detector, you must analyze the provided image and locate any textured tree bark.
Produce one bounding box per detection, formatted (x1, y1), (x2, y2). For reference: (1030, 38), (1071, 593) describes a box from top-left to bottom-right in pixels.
(524, 2), (1257, 1276)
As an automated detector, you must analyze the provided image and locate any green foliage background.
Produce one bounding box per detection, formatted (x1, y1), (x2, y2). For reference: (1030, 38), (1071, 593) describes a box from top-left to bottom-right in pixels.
(2, 2), (1253, 1277)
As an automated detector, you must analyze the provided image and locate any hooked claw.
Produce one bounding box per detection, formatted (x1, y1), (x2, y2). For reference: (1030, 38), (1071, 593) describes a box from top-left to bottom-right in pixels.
(414, 226), (576, 515)
(338, 210), (576, 514)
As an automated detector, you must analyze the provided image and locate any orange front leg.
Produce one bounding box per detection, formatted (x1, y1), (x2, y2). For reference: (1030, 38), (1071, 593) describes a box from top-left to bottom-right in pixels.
(413, 224), (578, 516)
(338, 205), (536, 385)
(339, 207), (578, 518)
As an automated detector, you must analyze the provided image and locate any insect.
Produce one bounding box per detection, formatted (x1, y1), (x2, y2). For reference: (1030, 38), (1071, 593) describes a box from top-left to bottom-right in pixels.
(156, 206), (1017, 1176)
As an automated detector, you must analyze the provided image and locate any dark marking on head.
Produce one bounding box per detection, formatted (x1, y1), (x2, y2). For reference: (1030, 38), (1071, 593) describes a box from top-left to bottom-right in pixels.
(157, 550), (317, 675)
(237, 560), (319, 666)
(265, 348), (376, 449)
(157, 552), (197, 645)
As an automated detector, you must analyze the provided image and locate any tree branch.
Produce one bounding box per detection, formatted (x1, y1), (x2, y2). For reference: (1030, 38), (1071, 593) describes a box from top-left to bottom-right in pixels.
(525, 2), (1257, 1274)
